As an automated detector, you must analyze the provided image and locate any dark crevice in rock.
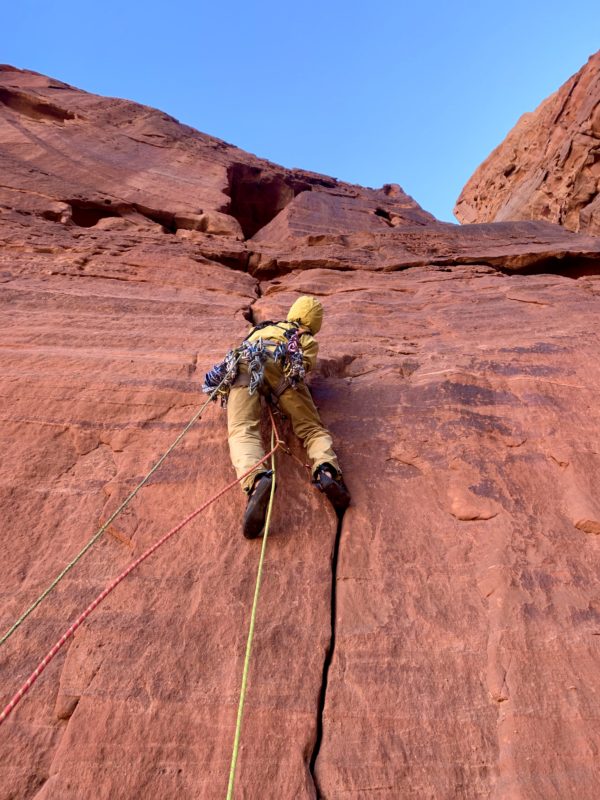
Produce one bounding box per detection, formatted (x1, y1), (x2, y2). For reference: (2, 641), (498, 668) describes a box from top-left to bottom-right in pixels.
(56, 695), (80, 721)
(0, 86), (76, 123)
(247, 254), (357, 280)
(248, 256), (292, 280)
(65, 199), (179, 232)
(374, 207), (394, 226)
(41, 208), (67, 223)
(203, 249), (250, 273)
(27, 773), (50, 800)
(222, 163), (311, 239)
(246, 251), (281, 279)
(309, 507), (346, 793)
(495, 255), (600, 279)
(242, 304), (256, 324)
(383, 254), (600, 279)
(67, 199), (121, 228)
(131, 204), (177, 233)
(298, 174), (339, 190)
(242, 281), (263, 324)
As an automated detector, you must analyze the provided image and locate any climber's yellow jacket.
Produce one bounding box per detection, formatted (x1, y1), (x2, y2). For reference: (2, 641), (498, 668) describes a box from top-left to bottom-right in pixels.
(245, 295), (323, 371)
(227, 295), (340, 491)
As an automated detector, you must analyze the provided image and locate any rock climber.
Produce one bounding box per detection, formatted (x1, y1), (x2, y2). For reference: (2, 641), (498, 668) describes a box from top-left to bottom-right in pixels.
(203, 296), (350, 538)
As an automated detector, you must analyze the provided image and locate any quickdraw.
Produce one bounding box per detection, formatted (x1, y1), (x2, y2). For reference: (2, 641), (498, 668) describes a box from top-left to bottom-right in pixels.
(202, 321), (306, 406)
(202, 339), (267, 406)
(273, 326), (306, 388)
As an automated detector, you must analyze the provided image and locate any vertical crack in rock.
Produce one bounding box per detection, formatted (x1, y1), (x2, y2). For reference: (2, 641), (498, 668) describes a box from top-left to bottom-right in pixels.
(242, 304), (256, 324)
(241, 281), (263, 325)
(309, 508), (346, 795)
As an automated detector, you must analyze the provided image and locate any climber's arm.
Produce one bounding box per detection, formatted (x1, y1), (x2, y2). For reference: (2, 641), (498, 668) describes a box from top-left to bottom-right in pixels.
(300, 332), (318, 372)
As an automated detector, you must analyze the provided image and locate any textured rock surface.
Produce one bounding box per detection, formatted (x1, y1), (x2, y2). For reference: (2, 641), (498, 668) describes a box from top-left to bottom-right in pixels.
(455, 51), (600, 235)
(1, 65), (600, 799)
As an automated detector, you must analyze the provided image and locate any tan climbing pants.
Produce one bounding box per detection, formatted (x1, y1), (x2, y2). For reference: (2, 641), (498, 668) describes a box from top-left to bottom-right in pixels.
(227, 358), (340, 492)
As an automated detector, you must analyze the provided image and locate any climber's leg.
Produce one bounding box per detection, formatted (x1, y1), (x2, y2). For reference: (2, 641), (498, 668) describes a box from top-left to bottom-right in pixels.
(227, 381), (267, 494)
(275, 381), (340, 475)
(276, 381), (350, 511)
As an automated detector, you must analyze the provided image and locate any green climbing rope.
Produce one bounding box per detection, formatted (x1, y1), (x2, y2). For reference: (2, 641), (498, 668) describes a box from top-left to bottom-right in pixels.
(226, 427), (277, 800)
(0, 377), (230, 648)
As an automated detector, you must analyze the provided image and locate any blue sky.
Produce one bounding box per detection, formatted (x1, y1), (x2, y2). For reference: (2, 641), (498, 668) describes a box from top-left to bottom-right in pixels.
(4, 1), (599, 221)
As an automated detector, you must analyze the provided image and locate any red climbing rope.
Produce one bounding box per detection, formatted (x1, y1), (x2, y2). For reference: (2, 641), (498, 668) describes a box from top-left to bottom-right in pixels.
(0, 409), (284, 726)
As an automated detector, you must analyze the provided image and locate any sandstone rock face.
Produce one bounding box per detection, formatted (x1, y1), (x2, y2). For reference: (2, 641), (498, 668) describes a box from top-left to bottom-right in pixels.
(1, 65), (600, 799)
(455, 51), (600, 235)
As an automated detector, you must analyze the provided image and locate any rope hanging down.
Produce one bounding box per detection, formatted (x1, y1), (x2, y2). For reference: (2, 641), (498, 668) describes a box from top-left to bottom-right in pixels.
(0, 406), (284, 727)
(0, 368), (238, 649)
(226, 426), (277, 800)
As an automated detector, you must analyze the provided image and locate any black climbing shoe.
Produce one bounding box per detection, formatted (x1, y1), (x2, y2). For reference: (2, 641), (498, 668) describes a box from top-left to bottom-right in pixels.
(243, 472), (273, 539)
(314, 464), (351, 513)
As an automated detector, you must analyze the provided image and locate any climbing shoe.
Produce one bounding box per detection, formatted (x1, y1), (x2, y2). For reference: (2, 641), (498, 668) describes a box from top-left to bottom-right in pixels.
(314, 463), (351, 513)
(243, 471), (274, 539)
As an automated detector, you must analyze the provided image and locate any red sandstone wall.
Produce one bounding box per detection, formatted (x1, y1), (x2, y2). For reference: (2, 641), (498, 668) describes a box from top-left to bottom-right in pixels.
(1, 65), (600, 799)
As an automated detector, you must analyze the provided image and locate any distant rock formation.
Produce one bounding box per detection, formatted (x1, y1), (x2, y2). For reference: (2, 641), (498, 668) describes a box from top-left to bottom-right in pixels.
(455, 51), (600, 235)
(2, 65), (600, 799)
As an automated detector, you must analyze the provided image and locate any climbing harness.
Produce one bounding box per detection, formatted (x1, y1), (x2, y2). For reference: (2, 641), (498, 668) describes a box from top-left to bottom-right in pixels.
(202, 321), (307, 406)
(0, 404), (284, 734)
(0, 369), (238, 649)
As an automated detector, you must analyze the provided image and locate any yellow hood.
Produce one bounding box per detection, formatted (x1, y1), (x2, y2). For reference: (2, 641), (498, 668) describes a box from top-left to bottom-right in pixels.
(286, 296), (323, 334)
